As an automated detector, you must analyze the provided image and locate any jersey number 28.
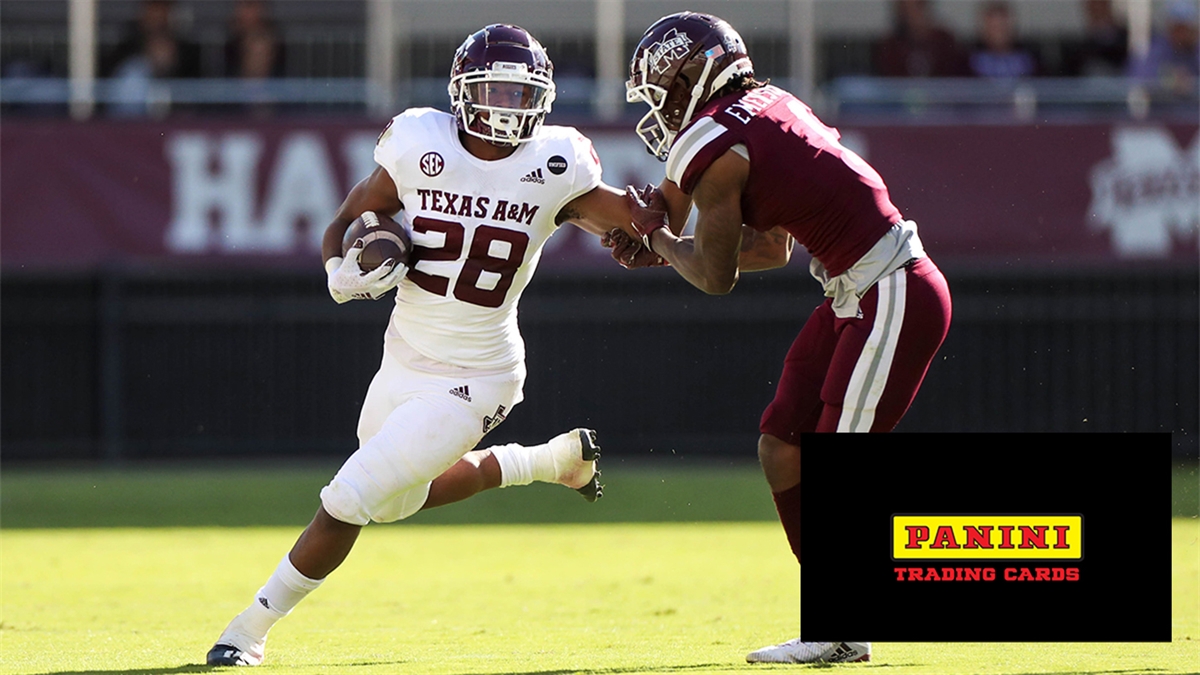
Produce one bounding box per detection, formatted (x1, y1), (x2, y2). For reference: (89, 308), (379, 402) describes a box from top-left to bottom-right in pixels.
(407, 216), (530, 308)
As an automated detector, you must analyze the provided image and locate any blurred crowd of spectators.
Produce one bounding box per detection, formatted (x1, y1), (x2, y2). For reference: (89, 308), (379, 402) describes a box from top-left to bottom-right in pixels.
(94, 0), (1198, 84)
(99, 0), (283, 115)
(874, 0), (1197, 85)
(102, 0), (283, 80)
(5, 0), (1197, 84)
(1126, 0), (1199, 93)
(1, 0), (1194, 116)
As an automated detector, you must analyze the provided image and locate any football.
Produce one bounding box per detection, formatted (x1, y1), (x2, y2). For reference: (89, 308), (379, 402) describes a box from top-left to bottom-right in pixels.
(342, 211), (411, 273)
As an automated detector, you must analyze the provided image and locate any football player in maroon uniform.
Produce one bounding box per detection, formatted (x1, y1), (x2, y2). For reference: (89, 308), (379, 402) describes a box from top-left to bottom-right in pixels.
(616, 11), (953, 665)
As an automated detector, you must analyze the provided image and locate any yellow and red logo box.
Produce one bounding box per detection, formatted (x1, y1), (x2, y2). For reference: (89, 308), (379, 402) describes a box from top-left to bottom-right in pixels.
(892, 515), (1083, 560)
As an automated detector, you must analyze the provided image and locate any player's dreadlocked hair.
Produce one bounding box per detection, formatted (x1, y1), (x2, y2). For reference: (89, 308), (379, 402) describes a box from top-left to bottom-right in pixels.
(712, 74), (769, 102)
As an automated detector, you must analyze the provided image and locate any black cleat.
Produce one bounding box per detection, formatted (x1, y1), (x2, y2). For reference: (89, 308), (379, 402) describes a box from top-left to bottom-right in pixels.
(575, 429), (603, 503)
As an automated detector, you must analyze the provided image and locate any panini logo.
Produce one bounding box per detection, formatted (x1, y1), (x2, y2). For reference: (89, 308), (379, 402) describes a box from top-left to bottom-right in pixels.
(892, 515), (1082, 560)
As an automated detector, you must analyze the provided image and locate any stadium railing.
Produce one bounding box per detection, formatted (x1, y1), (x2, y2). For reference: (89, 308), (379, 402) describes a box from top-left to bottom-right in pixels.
(2, 75), (1196, 121)
(826, 75), (1200, 120)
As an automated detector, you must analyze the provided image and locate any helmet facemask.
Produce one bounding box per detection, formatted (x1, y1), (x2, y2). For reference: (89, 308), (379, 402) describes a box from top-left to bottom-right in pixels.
(626, 67), (675, 162)
(450, 62), (555, 146)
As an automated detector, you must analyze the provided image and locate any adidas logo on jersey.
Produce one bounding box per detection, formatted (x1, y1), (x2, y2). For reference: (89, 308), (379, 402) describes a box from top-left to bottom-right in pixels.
(520, 168), (545, 184)
(449, 385), (472, 402)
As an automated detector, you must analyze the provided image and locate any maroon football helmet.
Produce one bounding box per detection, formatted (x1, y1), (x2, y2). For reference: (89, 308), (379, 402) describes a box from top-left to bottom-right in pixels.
(626, 12), (754, 160)
(448, 24), (556, 146)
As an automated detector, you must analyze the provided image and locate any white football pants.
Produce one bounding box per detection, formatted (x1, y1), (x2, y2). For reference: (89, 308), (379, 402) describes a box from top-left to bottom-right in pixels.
(320, 335), (525, 525)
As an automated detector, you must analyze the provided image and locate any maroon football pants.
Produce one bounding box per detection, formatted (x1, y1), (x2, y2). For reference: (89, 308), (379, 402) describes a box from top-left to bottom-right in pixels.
(760, 256), (951, 439)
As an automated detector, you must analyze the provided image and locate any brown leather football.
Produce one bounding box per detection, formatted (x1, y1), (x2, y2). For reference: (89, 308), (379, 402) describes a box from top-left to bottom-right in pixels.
(342, 211), (411, 272)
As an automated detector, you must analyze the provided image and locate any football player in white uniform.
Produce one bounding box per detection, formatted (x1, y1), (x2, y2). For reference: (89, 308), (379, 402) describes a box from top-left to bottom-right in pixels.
(207, 24), (638, 667)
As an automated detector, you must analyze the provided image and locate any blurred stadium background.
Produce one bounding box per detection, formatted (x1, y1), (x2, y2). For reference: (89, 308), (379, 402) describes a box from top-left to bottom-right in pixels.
(2, 0), (1197, 464)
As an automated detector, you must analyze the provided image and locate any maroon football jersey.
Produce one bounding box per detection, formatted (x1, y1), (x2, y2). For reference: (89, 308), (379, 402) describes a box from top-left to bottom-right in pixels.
(666, 85), (902, 277)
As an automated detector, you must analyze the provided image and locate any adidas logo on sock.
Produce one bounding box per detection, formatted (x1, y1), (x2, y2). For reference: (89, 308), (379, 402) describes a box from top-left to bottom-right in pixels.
(449, 385), (472, 402)
(520, 168), (545, 184)
(258, 597), (270, 610)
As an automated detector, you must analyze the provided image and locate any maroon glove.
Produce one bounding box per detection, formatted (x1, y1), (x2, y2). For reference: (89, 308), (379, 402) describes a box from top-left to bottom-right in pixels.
(625, 184), (669, 252)
(601, 228), (668, 269)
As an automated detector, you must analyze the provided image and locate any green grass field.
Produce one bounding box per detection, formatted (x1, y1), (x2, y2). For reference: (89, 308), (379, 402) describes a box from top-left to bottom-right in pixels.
(3, 460), (1198, 675)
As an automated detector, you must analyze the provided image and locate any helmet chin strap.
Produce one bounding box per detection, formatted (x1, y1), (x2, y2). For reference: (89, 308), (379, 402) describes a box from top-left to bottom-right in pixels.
(677, 55), (755, 139)
(678, 54), (716, 138)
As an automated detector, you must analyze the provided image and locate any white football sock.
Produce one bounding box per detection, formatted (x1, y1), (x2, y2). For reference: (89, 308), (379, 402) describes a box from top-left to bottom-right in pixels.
(222, 554), (324, 647)
(259, 554), (324, 614)
(489, 442), (556, 487)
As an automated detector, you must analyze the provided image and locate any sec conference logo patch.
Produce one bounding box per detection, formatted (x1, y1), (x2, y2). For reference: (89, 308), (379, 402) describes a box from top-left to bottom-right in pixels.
(420, 152), (444, 177)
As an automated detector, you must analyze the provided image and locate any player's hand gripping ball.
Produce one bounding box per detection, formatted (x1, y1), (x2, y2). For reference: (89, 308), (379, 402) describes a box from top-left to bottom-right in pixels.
(342, 211), (412, 272)
(326, 211), (411, 303)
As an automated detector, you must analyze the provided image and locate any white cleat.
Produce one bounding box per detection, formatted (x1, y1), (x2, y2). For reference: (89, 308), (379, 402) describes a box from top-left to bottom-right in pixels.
(548, 428), (602, 502)
(206, 611), (267, 666)
(746, 639), (871, 664)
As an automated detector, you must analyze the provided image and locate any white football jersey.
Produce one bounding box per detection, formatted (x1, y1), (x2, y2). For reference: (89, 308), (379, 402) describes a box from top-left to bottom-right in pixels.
(373, 108), (602, 369)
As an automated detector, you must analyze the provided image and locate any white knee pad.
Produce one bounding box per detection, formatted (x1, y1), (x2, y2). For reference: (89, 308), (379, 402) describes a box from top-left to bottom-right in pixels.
(320, 395), (486, 525)
(320, 469), (431, 526)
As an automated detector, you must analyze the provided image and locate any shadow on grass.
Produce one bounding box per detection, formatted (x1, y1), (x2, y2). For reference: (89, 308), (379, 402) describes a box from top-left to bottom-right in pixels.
(458, 662), (1180, 675)
(26, 665), (1176, 675)
(848, 669), (1168, 675)
(453, 667), (741, 675)
(28, 662), (213, 667)
(28, 662), (409, 675)
(29, 663), (765, 675)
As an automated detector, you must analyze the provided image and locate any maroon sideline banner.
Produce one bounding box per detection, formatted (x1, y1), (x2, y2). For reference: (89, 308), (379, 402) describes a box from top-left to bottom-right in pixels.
(2, 119), (1196, 272)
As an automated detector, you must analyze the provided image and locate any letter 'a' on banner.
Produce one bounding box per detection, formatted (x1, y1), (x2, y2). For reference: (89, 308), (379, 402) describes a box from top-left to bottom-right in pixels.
(799, 433), (1172, 642)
